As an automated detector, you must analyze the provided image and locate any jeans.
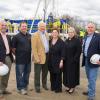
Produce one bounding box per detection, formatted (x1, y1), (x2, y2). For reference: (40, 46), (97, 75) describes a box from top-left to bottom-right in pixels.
(16, 63), (31, 90)
(85, 59), (99, 98)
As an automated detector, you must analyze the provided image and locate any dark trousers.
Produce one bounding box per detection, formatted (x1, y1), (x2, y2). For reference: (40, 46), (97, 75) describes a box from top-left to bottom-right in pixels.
(0, 56), (12, 93)
(34, 61), (48, 91)
(50, 72), (62, 91)
(16, 63), (31, 90)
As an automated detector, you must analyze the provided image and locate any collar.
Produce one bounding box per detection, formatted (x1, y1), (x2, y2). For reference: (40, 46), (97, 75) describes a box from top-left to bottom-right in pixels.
(20, 31), (28, 36)
(38, 30), (45, 35)
(87, 33), (94, 37)
(0, 32), (7, 36)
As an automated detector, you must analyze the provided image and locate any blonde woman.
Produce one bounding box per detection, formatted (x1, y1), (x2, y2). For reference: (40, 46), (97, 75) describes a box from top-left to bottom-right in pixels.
(63, 27), (82, 94)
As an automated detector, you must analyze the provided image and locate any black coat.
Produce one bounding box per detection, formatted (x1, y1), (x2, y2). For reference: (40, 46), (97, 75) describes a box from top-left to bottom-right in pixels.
(48, 38), (65, 73)
(63, 37), (82, 88)
(0, 33), (13, 63)
(82, 33), (100, 68)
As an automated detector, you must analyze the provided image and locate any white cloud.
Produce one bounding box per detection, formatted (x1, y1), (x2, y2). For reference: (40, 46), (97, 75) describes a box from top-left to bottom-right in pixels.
(0, 0), (100, 23)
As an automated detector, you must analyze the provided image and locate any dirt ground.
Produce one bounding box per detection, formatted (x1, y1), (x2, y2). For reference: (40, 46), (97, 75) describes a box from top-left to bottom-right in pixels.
(1, 62), (100, 100)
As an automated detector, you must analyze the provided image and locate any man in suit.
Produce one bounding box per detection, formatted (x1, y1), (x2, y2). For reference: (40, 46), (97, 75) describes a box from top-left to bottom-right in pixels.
(31, 21), (49, 93)
(0, 20), (13, 97)
(82, 23), (100, 100)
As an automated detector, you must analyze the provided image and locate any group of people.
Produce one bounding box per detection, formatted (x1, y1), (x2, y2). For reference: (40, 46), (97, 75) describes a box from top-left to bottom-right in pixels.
(0, 20), (100, 100)
(0, 20), (31, 97)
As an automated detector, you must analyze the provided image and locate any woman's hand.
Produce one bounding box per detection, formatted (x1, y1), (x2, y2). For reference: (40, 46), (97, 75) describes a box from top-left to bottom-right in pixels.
(59, 60), (63, 68)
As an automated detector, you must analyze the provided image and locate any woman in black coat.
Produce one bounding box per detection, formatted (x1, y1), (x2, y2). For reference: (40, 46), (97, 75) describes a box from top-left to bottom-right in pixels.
(48, 28), (65, 93)
(63, 27), (82, 94)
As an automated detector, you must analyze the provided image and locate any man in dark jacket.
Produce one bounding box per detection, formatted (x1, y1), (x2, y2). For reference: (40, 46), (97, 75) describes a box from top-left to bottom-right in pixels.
(12, 22), (31, 95)
(0, 20), (13, 97)
(82, 23), (100, 100)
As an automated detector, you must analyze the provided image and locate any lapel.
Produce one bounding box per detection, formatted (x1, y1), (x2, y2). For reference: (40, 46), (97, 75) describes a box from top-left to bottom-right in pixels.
(0, 33), (5, 48)
(88, 33), (96, 48)
(0, 33), (10, 49)
(6, 35), (11, 48)
(83, 36), (87, 51)
(37, 32), (44, 48)
(45, 32), (49, 40)
(38, 31), (48, 41)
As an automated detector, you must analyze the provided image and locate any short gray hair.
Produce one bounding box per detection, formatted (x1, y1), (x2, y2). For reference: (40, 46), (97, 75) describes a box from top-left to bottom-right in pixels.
(0, 20), (7, 25)
(38, 21), (46, 28)
(86, 22), (95, 29)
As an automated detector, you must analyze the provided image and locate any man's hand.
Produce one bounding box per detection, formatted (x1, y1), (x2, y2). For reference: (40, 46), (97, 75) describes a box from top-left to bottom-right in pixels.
(0, 62), (3, 66)
(36, 59), (41, 64)
(32, 55), (34, 61)
(96, 61), (100, 65)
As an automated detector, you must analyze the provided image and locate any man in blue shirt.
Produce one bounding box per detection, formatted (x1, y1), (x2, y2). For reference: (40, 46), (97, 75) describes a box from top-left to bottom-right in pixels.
(82, 23), (100, 100)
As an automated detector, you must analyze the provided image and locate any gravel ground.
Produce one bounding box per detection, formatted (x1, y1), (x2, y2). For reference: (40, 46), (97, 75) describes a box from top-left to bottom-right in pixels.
(1, 62), (100, 100)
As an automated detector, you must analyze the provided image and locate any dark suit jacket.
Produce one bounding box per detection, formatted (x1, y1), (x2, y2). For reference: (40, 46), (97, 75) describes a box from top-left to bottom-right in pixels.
(0, 33), (13, 63)
(82, 33), (100, 67)
(48, 38), (65, 73)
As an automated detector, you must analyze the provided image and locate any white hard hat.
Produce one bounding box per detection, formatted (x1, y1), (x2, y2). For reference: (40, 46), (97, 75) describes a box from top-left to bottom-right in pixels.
(90, 54), (100, 64)
(0, 64), (9, 76)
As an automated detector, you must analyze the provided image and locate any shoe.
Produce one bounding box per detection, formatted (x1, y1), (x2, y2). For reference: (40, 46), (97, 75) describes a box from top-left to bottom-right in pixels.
(3, 91), (12, 94)
(17, 89), (21, 93)
(88, 99), (94, 100)
(43, 85), (48, 90)
(68, 88), (75, 94)
(43, 86), (48, 90)
(55, 89), (62, 93)
(83, 91), (88, 96)
(51, 88), (55, 91)
(0, 94), (5, 100)
(88, 97), (95, 100)
(65, 88), (70, 92)
(0, 93), (3, 97)
(20, 89), (27, 95)
(36, 89), (41, 93)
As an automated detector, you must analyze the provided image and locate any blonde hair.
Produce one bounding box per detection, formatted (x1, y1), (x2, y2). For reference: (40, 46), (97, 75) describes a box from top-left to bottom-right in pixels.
(68, 27), (77, 36)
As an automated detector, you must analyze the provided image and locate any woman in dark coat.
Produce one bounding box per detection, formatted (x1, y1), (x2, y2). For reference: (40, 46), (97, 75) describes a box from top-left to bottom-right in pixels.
(48, 28), (65, 93)
(63, 27), (82, 94)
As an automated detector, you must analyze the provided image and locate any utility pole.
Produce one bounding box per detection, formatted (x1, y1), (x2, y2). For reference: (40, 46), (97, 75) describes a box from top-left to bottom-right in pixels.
(29, 0), (41, 33)
(43, 0), (47, 22)
(52, 0), (55, 16)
